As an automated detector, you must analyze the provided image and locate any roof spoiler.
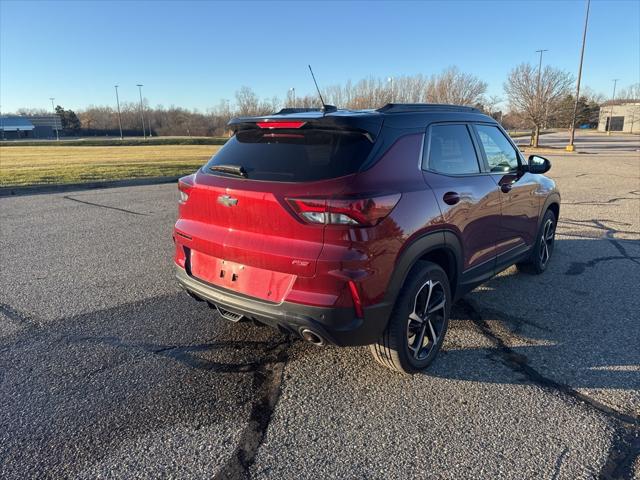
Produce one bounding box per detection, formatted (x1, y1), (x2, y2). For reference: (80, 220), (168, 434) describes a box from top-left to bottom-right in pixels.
(275, 106), (338, 115)
(228, 113), (384, 141)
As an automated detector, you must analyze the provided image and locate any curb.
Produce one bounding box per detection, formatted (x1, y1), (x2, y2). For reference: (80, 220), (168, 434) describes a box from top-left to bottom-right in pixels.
(520, 148), (579, 155)
(0, 176), (180, 197)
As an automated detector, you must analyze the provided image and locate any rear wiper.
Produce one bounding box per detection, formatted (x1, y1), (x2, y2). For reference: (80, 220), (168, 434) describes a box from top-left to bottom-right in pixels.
(209, 164), (248, 178)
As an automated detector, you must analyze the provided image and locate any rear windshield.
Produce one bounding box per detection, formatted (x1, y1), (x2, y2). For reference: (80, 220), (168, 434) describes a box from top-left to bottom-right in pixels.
(204, 129), (374, 182)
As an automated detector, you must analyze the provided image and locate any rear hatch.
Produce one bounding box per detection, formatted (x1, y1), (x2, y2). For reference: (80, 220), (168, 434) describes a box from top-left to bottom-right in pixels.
(176, 114), (381, 302)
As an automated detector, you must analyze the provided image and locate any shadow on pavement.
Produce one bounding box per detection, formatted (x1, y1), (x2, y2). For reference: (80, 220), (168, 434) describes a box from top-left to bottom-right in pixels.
(1, 236), (638, 477)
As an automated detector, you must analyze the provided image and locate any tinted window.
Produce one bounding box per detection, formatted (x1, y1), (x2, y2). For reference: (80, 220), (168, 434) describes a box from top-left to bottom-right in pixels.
(204, 129), (374, 182)
(475, 125), (519, 172)
(427, 124), (480, 175)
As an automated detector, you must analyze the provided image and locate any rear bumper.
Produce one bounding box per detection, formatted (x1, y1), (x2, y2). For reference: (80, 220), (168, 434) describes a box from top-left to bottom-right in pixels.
(175, 265), (392, 346)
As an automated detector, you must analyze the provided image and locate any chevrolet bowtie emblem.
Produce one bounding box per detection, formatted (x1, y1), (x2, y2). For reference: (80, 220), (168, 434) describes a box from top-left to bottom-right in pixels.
(218, 194), (238, 207)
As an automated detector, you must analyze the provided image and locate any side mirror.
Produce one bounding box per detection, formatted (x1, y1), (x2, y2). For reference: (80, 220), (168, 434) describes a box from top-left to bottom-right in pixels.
(527, 155), (551, 174)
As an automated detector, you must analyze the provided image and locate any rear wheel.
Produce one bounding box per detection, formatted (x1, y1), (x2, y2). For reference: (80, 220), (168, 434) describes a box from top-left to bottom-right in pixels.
(370, 262), (451, 374)
(517, 209), (557, 274)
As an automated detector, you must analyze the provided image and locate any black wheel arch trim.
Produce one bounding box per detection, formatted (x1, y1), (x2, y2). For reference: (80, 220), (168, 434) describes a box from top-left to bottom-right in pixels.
(540, 193), (561, 229)
(383, 229), (463, 308)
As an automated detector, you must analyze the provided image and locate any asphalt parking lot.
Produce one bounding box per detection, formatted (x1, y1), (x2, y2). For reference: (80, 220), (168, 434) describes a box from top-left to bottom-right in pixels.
(1, 136), (639, 479)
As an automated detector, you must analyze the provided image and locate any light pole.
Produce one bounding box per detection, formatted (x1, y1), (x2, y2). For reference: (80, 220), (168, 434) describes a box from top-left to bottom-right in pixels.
(49, 97), (59, 141)
(136, 84), (146, 139)
(607, 79), (619, 135)
(114, 85), (123, 140)
(567, 0), (590, 152)
(535, 49), (548, 96)
(387, 77), (394, 103)
(289, 87), (296, 107)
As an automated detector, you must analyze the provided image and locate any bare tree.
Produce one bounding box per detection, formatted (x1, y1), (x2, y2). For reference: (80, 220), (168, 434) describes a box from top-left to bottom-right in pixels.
(235, 86), (260, 116)
(425, 67), (488, 105)
(580, 86), (606, 105)
(479, 94), (503, 121)
(504, 63), (573, 147)
(616, 83), (640, 100)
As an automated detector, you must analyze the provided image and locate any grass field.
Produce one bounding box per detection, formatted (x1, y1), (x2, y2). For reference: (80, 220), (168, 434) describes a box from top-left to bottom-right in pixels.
(0, 145), (220, 187)
(0, 129), (567, 187)
(0, 137), (228, 147)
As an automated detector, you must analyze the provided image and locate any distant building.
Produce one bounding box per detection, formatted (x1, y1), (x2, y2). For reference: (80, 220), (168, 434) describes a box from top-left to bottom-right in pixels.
(0, 114), (62, 139)
(28, 115), (63, 138)
(598, 100), (640, 133)
(0, 116), (35, 139)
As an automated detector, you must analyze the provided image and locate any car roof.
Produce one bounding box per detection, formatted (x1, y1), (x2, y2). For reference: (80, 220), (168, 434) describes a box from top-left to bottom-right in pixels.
(228, 103), (496, 136)
(229, 103), (496, 125)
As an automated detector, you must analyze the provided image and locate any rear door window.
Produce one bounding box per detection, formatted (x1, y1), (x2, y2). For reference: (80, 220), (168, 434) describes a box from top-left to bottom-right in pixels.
(204, 129), (374, 182)
(425, 124), (480, 175)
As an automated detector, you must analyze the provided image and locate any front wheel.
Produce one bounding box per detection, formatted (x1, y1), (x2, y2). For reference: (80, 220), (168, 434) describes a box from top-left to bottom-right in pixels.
(370, 262), (451, 374)
(518, 209), (557, 274)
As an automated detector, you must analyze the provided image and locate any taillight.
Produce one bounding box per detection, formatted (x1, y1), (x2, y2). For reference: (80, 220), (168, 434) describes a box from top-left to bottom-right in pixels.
(286, 194), (401, 226)
(257, 121), (306, 129)
(178, 175), (194, 204)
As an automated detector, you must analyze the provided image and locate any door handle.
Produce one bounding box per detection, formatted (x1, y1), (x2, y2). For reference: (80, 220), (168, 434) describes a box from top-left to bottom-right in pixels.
(443, 192), (460, 205)
(501, 184), (513, 193)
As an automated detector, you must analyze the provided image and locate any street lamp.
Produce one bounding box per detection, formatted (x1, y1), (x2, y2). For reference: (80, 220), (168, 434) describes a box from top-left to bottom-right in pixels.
(289, 87), (296, 107)
(567, 0), (590, 152)
(607, 79), (619, 135)
(387, 77), (394, 103)
(136, 84), (146, 139)
(535, 49), (548, 96)
(114, 85), (123, 140)
(49, 97), (59, 141)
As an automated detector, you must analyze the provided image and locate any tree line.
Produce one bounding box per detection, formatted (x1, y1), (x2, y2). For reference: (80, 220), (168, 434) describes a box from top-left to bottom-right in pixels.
(10, 66), (639, 146)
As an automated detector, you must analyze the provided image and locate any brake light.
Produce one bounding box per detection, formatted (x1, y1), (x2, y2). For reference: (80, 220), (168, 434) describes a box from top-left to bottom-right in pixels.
(286, 194), (401, 226)
(257, 121), (306, 129)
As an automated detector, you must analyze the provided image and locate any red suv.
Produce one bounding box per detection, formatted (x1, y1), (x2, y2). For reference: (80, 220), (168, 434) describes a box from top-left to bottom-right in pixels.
(174, 104), (560, 373)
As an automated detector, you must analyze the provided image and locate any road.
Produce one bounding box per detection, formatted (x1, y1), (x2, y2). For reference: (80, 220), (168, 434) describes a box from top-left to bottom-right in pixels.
(514, 130), (640, 154)
(1, 147), (639, 479)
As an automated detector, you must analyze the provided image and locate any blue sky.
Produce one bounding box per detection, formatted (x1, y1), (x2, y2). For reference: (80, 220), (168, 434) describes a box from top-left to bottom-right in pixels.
(1, 0), (638, 112)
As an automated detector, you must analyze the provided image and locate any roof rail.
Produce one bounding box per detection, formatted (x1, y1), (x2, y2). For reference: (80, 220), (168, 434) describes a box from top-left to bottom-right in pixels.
(376, 103), (481, 114)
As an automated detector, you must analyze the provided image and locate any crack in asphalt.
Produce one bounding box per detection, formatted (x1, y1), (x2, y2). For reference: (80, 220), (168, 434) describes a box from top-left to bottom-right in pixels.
(0, 302), (40, 328)
(608, 238), (640, 266)
(458, 299), (639, 425)
(599, 427), (640, 480)
(214, 338), (293, 480)
(562, 191), (640, 207)
(551, 447), (569, 480)
(69, 334), (287, 374)
(559, 218), (639, 239)
(66, 331), (295, 479)
(63, 195), (149, 216)
(565, 256), (640, 275)
(0, 303), (32, 324)
(558, 218), (640, 270)
(457, 298), (640, 479)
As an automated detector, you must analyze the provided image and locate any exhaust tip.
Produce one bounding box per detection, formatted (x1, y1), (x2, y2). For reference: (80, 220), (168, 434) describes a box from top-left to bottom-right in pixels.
(300, 328), (325, 346)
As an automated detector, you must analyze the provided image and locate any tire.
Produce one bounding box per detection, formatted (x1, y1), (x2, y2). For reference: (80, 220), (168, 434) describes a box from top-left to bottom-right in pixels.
(517, 209), (557, 275)
(370, 261), (451, 374)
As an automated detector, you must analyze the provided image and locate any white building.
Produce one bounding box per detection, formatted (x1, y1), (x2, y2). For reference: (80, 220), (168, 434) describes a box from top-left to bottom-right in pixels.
(598, 101), (640, 133)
